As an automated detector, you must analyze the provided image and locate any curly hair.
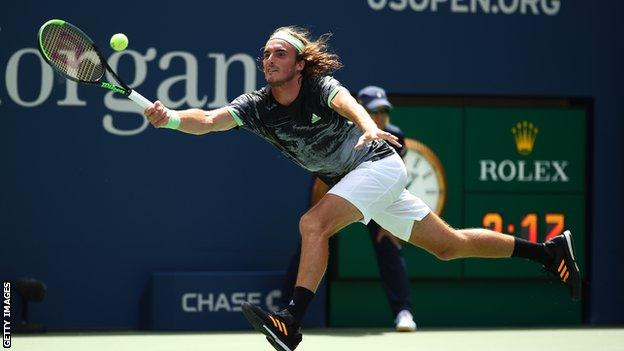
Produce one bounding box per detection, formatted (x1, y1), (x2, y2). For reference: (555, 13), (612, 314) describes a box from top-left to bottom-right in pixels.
(269, 26), (343, 78)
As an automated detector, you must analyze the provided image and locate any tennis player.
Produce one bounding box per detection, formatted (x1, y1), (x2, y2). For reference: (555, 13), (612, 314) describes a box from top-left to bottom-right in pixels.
(143, 26), (582, 351)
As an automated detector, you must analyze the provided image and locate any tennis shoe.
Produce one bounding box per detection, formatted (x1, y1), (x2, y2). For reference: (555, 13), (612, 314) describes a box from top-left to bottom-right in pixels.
(395, 310), (417, 332)
(241, 302), (302, 351)
(544, 230), (582, 301)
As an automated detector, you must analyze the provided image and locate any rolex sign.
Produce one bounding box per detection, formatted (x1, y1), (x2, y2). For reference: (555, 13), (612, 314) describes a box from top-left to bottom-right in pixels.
(465, 107), (586, 193)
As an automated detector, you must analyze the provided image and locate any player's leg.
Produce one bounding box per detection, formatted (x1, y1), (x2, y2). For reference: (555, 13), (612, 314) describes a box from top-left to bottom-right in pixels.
(293, 192), (362, 309)
(407, 211), (513, 259)
(367, 222), (415, 331)
(373, 188), (581, 300)
(407, 212), (581, 299)
(242, 193), (362, 351)
(243, 154), (410, 351)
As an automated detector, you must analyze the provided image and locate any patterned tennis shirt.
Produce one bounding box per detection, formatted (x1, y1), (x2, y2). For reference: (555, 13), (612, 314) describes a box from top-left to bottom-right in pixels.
(227, 76), (395, 186)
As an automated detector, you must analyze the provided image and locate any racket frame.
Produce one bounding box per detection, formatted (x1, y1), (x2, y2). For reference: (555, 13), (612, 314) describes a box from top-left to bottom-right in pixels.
(37, 19), (152, 108)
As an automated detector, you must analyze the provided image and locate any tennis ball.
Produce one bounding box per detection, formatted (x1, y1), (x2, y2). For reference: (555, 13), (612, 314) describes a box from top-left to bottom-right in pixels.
(110, 33), (128, 51)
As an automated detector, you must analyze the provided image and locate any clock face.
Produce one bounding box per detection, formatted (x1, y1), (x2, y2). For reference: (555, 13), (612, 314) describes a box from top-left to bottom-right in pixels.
(403, 139), (447, 215)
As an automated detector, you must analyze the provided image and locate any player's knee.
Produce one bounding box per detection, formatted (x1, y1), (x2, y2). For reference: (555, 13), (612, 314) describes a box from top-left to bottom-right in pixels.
(299, 214), (329, 241)
(431, 231), (466, 261)
(433, 247), (459, 261)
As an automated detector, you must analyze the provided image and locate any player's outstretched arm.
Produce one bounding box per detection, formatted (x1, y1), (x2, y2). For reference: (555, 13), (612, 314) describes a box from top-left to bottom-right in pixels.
(144, 101), (237, 135)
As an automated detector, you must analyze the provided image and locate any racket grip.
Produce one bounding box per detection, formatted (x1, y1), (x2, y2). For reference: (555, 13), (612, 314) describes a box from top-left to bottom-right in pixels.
(128, 89), (153, 109)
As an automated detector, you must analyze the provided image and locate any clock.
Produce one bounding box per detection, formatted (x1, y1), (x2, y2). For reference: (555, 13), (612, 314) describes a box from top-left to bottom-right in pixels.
(403, 138), (447, 215)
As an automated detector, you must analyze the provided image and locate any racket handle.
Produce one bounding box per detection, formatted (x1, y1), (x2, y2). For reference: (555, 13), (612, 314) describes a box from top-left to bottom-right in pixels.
(128, 89), (153, 109)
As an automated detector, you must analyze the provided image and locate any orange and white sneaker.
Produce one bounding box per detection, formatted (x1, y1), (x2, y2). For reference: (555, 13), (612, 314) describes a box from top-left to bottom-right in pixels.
(241, 302), (302, 351)
(545, 230), (582, 301)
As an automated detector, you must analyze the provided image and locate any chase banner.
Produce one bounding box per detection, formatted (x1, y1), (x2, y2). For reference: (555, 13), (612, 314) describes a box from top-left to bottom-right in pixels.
(151, 272), (326, 330)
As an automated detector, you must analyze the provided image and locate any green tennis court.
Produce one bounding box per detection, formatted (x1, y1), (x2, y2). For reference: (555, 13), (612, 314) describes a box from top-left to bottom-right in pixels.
(13, 328), (624, 351)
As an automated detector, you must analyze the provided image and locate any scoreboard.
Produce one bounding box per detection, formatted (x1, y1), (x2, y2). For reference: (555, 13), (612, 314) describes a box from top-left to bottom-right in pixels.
(330, 101), (588, 327)
(463, 107), (586, 278)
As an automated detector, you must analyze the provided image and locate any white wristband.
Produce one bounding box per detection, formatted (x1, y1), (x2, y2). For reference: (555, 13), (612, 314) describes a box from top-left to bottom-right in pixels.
(163, 110), (181, 130)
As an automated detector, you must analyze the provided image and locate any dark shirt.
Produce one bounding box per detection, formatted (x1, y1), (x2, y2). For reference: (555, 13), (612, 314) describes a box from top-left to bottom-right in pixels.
(384, 123), (406, 158)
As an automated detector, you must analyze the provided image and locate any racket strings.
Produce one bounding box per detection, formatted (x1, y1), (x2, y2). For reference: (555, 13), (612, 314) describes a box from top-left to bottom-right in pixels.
(41, 24), (104, 82)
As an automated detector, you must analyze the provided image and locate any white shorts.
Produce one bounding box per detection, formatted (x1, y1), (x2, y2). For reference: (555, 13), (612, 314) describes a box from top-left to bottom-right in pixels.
(328, 153), (431, 241)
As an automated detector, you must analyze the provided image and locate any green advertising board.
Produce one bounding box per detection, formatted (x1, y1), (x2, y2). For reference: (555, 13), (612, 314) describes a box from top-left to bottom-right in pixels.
(330, 102), (587, 327)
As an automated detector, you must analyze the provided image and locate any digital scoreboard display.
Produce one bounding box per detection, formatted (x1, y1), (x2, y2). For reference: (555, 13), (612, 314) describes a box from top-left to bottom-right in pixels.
(336, 104), (587, 279)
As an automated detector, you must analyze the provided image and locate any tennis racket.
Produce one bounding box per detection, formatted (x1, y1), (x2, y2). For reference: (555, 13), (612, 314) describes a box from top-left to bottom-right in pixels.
(37, 19), (152, 109)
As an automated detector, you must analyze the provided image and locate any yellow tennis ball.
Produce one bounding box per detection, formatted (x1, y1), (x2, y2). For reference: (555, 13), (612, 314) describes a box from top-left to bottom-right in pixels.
(110, 33), (128, 51)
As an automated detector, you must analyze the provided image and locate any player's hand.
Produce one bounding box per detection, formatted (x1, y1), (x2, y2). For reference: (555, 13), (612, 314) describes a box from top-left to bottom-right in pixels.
(144, 100), (172, 128)
(354, 128), (402, 150)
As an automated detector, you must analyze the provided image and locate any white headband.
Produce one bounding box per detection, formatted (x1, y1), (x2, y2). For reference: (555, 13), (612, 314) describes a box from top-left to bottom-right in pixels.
(269, 31), (305, 54)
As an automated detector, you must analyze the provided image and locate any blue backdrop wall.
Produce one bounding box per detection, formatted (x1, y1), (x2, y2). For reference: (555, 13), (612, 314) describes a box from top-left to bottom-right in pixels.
(1, 0), (622, 328)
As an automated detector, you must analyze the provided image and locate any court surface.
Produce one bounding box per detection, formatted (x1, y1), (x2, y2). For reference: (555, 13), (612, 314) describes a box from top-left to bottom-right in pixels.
(13, 327), (624, 351)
